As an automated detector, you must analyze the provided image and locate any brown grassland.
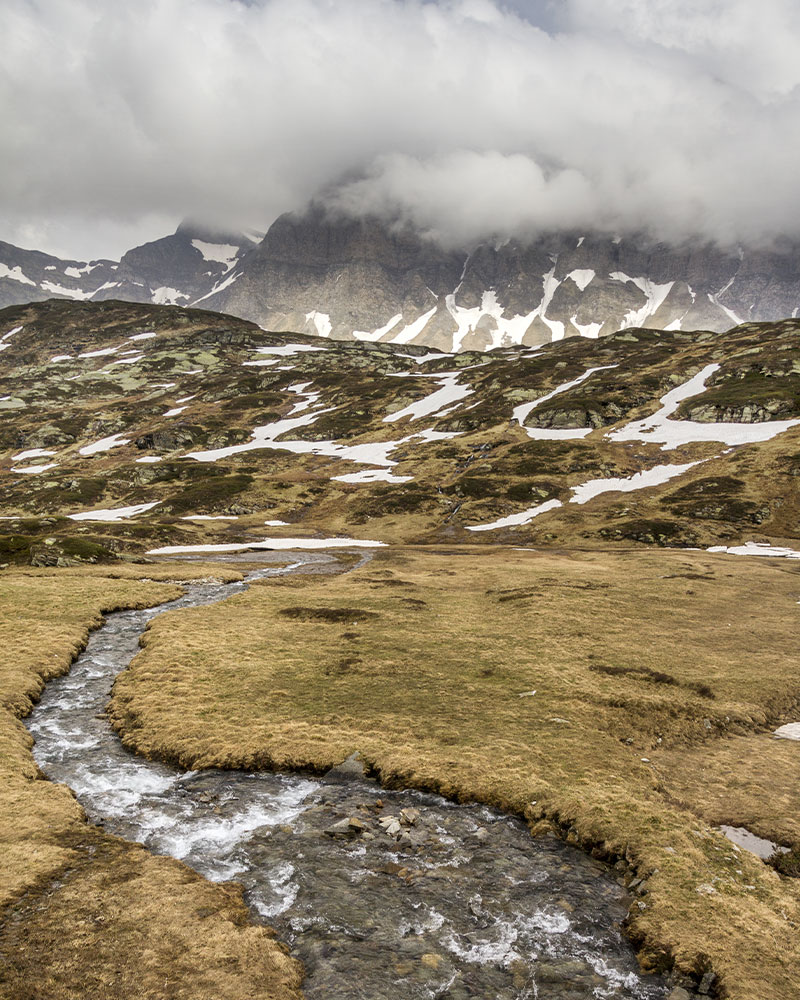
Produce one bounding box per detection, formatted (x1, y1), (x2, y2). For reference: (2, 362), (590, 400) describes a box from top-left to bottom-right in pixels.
(107, 546), (800, 999)
(0, 563), (303, 1000)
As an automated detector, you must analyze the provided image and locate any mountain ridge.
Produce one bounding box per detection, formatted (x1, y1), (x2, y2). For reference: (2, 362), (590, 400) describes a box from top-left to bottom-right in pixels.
(3, 211), (800, 352)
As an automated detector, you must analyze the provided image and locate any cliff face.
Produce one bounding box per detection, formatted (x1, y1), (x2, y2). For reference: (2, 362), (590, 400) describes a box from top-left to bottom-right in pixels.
(3, 209), (800, 350)
(209, 211), (800, 350)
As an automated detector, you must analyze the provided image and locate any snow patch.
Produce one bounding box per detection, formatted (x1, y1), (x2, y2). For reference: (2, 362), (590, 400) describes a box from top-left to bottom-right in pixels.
(353, 313), (403, 342)
(569, 316), (603, 339)
(512, 365), (617, 439)
(11, 463), (58, 474)
(41, 280), (91, 300)
(12, 448), (56, 461)
(0, 263), (35, 286)
(389, 307), (437, 346)
(306, 311), (332, 338)
(191, 240), (239, 269)
(91, 281), (121, 295)
(79, 346), (119, 358)
(566, 268), (595, 291)
(774, 723), (800, 740)
(570, 462), (704, 504)
(467, 498), (563, 532)
(187, 383), (459, 468)
(609, 364), (800, 449)
(152, 286), (189, 305)
(108, 354), (144, 366)
(148, 537), (386, 555)
(609, 273), (674, 328)
(79, 433), (131, 456)
(333, 469), (414, 484)
(191, 269), (241, 304)
(384, 373), (473, 423)
(69, 502), (161, 522)
(0, 325), (23, 352)
(707, 542), (800, 559)
(253, 343), (327, 356)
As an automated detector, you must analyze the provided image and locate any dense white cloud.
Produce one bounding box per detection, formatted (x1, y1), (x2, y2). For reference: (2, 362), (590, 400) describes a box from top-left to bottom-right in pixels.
(1, 0), (799, 257)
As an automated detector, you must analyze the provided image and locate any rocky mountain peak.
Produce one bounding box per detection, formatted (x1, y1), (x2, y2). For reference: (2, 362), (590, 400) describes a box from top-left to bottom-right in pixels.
(2, 212), (799, 351)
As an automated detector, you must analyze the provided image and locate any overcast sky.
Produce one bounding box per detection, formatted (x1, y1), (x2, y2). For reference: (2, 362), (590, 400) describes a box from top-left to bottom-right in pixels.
(2, 0), (799, 260)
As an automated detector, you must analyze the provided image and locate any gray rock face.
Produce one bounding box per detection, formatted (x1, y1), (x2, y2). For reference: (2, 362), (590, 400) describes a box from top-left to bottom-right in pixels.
(0, 223), (256, 312)
(214, 212), (800, 352)
(3, 208), (800, 351)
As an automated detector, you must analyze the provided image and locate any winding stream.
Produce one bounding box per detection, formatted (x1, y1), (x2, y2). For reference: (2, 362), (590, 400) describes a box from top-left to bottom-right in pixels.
(27, 552), (669, 1000)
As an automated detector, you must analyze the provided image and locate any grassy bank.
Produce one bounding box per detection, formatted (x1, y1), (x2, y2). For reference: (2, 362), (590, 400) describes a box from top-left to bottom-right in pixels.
(109, 546), (800, 998)
(0, 563), (303, 1000)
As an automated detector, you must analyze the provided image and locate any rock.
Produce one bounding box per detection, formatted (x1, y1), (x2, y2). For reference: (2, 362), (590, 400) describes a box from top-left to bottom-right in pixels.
(134, 427), (195, 452)
(323, 818), (361, 839)
(474, 826), (489, 842)
(698, 971), (716, 995)
(321, 752), (366, 784)
(379, 816), (402, 837)
(400, 807), (420, 826)
(667, 989), (692, 1000)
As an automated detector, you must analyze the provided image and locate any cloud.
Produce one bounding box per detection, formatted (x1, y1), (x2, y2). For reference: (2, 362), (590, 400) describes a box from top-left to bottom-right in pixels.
(1, 0), (799, 257)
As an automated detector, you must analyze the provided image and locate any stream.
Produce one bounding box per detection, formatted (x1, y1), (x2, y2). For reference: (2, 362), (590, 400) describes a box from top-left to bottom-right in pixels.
(26, 551), (670, 1000)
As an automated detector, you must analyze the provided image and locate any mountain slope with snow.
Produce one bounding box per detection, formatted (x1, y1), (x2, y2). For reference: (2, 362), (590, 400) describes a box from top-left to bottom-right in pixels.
(3, 213), (800, 352)
(0, 224), (257, 313)
(1, 299), (798, 564)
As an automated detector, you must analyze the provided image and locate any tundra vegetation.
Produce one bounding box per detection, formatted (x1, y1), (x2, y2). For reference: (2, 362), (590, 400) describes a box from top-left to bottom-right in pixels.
(1, 300), (799, 998)
(0, 563), (303, 1000)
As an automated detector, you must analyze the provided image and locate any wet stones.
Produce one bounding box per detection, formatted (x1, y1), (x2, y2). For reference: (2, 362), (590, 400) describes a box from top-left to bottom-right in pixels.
(325, 801), (426, 847)
(321, 752), (367, 784)
(323, 817), (365, 839)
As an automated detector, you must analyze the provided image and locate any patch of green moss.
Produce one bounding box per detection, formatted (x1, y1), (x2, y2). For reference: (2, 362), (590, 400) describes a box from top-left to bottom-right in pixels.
(58, 537), (115, 563)
(677, 371), (800, 419)
(770, 847), (800, 878)
(163, 474), (254, 515)
(0, 535), (33, 564)
(598, 519), (696, 546)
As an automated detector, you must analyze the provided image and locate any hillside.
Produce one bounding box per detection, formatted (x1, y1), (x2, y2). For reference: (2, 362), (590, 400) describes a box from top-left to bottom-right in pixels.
(1, 299), (799, 566)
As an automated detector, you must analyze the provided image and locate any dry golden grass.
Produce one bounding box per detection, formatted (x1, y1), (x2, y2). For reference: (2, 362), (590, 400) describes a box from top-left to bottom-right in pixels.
(111, 545), (800, 999)
(0, 831), (302, 1000)
(654, 734), (800, 847)
(0, 563), (303, 1000)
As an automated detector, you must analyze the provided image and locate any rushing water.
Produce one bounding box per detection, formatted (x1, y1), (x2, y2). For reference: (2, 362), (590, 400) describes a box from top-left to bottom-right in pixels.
(27, 553), (669, 1000)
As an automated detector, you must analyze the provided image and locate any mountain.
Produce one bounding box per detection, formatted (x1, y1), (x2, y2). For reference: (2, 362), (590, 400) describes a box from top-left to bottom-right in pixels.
(0, 223), (257, 312)
(1, 299), (798, 565)
(3, 211), (800, 352)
